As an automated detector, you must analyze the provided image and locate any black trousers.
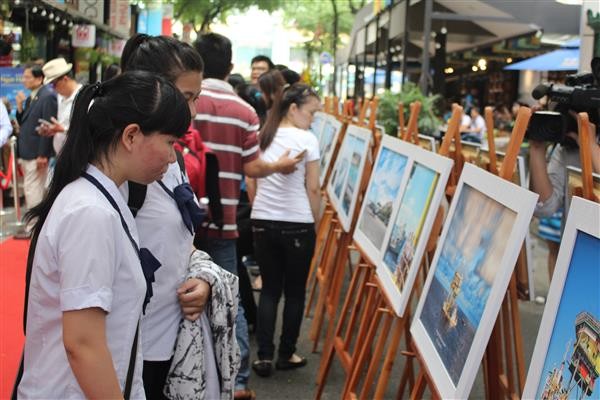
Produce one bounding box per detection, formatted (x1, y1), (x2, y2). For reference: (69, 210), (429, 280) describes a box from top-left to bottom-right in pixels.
(252, 219), (315, 360)
(143, 359), (172, 400)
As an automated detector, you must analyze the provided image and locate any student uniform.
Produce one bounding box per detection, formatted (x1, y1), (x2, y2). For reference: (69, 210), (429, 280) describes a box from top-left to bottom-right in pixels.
(18, 165), (146, 399)
(121, 161), (220, 399)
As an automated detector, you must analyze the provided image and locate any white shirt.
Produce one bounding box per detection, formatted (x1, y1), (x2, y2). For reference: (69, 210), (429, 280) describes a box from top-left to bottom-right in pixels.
(251, 126), (320, 223)
(19, 164), (146, 399)
(469, 114), (487, 140)
(53, 84), (82, 154)
(0, 101), (12, 147)
(120, 161), (195, 361)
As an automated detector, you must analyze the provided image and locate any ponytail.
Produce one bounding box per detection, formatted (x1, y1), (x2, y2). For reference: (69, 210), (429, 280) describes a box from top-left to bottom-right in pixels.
(25, 71), (191, 236)
(259, 80), (320, 151)
(25, 83), (99, 235)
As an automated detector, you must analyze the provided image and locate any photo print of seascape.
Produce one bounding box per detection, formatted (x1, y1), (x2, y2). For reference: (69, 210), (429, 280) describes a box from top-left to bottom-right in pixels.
(419, 184), (517, 385)
(382, 163), (439, 293)
(341, 134), (367, 214)
(358, 148), (408, 250)
(319, 119), (339, 183)
(535, 231), (600, 400)
(310, 112), (325, 139)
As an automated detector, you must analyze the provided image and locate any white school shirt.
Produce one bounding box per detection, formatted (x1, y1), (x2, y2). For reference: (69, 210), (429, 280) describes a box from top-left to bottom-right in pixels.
(18, 164), (146, 399)
(53, 84), (82, 154)
(120, 161), (195, 361)
(251, 126), (320, 223)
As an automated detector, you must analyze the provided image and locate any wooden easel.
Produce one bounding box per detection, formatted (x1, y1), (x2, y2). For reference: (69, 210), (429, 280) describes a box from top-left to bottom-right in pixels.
(306, 108), (351, 317)
(307, 100), (379, 351)
(397, 102), (406, 139)
(314, 105), (462, 400)
(401, 101), (422, 145)
(343, 109), (466, 399)
(407, 106), (533, 400)
(576, 112), (599, 202)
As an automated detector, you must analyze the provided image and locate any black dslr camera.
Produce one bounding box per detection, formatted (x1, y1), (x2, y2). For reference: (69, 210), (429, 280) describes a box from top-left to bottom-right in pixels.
(525, 57), (600, 148)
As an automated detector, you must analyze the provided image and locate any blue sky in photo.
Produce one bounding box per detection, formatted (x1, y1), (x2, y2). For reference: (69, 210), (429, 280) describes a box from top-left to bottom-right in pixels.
(536, 230), (600, 398)
(365, 148), (408, 206)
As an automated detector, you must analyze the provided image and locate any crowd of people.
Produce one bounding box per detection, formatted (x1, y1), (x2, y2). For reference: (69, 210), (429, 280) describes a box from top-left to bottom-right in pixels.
(3, 32), (321, 400)
(2, 29), (599, 400)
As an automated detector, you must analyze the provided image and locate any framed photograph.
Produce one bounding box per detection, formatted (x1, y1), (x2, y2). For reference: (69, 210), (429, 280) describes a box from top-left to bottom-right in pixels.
(326, 124), (372, 232)
(318, 115), (344, 186)
(410, 163), (538, 399)
(565, 165), (600, 213)
(418, 134), (437, 153)
(522, 196), (600, 400)
(479, 149), (535, 300)
(353, 135), (412, 264)
(310, 111), (326, 140)
(376, 142), (453, 317)
(460, 140), (481, 165)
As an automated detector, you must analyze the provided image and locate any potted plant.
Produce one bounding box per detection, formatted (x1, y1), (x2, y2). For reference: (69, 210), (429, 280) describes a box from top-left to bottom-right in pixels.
(377, 82), (442, 137)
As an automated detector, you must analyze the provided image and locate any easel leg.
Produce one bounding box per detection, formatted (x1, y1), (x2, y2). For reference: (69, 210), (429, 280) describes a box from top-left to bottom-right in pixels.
(374, 316), (405, 399)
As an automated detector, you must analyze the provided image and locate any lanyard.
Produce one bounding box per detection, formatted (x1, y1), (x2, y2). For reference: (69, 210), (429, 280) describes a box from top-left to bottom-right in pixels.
(82, 172), (161, 313)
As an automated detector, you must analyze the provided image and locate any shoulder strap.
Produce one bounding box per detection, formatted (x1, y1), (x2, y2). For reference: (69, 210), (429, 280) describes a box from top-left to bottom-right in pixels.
(123, 324), (139, 400)
(175, 149), (185, 175)
(205, 152), (224, 229)
(127, 182), (147, 218)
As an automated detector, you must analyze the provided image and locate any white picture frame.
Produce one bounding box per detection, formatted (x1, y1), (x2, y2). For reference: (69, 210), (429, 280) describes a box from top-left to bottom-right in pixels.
(564, 165), (600, 213)
(418, 134), (437, 153)
(372, 140), (453, 317)
(353, 135), (413, 265)
(522, 196), (600, 400)
(310, 111), (327, 140)
(480, 149), (536, 300)
(410, 163), (538, 399)
(326, 124), (372, 232)
(318, 115), (344, 187)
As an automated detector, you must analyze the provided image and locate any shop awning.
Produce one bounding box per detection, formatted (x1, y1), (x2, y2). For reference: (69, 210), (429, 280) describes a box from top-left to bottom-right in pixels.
(504, 48), (579, 71)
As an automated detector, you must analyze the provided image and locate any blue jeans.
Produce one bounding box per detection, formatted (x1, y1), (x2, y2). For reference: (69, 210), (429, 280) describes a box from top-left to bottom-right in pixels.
(197, 237), (250, 390)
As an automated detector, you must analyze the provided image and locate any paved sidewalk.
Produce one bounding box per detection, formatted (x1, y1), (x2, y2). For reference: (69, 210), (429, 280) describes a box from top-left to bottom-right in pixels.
(248, 233), (552, 399)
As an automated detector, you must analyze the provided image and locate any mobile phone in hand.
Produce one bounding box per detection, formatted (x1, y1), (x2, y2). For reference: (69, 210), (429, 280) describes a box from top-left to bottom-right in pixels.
(38, 118), (52, 126)
(295, 149), (307, 160)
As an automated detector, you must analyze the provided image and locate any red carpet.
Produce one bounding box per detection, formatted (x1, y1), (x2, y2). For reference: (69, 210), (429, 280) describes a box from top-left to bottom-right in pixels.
(0, 238), (29, 399)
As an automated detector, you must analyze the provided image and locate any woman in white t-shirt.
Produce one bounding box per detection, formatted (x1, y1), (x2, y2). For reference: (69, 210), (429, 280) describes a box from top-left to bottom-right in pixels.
(16, 71), (191, 399)
(247, 80), (321, 377)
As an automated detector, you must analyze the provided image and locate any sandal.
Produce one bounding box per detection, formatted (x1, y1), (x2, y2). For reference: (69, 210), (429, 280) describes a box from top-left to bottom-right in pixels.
(276, 354), (307, 370)
(252, 359), (273, 377)
(234, 388), (257, 400)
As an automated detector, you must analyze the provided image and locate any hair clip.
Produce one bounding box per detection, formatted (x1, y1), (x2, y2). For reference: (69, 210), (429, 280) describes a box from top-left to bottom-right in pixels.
(91, 82), (104, 97)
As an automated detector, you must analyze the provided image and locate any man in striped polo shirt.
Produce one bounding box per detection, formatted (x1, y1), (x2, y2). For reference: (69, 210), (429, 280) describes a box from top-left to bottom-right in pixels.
(193, 33), (300, 400)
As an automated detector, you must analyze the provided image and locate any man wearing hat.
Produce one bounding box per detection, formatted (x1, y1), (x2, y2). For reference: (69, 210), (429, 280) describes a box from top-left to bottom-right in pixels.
(39, 58), (82, 154)
(15, 63), (56, 222)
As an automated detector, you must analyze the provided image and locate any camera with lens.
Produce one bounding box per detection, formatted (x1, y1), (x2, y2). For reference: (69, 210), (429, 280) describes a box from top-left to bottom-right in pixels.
(525, 57), (600, 147)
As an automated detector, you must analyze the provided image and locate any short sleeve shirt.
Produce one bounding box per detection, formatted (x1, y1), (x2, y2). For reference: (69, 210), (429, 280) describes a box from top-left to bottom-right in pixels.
(194, 78), (260, 239)
(18, 165), (146, 399)
(251, 126), (320, 223)
(120, 161), (195, 361)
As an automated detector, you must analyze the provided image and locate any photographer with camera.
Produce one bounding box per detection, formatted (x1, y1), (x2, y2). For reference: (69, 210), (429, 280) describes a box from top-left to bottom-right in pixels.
(528, 58), (600, 279)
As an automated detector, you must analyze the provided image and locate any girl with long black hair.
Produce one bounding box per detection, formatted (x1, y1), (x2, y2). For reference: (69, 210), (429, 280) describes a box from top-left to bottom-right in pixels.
(17, 71), (190, 398)
(247, 80), (322, 377)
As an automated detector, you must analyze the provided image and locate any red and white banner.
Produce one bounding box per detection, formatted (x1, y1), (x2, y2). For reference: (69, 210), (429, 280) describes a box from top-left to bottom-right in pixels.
(72, 24), (96, 48)
(110, 0), (131, 36)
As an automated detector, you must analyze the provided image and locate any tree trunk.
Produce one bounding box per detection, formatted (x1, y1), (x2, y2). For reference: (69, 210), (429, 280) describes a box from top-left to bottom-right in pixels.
(331, 0), (339, 96)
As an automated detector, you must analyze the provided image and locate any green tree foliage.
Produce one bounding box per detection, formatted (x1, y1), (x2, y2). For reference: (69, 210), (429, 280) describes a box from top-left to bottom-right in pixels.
(142, 0), (283, 33)
(281, 0), (364, 59)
